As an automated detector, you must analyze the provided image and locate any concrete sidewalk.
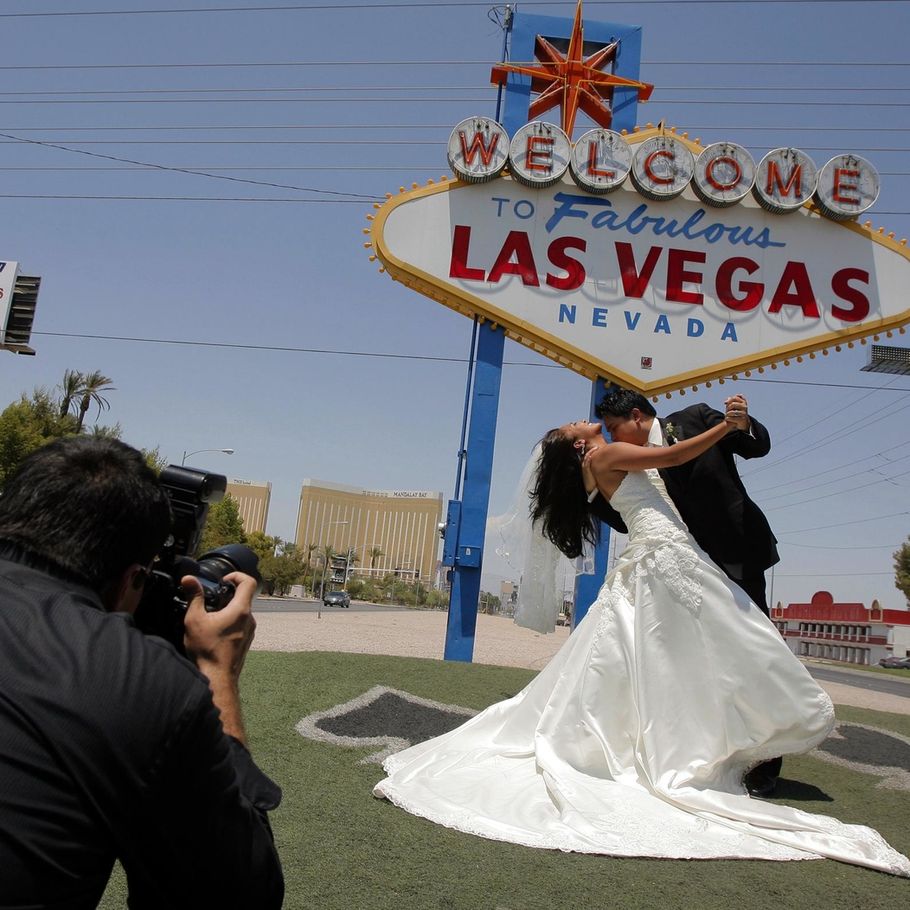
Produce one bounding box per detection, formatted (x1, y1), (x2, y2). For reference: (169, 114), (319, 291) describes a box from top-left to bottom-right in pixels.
(252, 607), (910, 714)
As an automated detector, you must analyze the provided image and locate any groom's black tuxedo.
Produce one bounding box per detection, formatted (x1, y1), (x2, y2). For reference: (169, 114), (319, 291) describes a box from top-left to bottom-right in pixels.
(592, 402), (779, 613)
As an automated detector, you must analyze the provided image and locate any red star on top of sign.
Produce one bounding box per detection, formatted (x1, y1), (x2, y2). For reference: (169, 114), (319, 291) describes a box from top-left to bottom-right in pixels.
(490, 0), (653, 136)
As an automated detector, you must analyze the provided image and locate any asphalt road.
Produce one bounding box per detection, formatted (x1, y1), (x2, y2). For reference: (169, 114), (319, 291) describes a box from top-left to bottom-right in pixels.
(806, 664), (910, 700)
(254, 596), (412, 615)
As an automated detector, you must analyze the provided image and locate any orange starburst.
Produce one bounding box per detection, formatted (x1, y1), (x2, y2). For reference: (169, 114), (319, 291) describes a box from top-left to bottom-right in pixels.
(491, 0), (653, 136)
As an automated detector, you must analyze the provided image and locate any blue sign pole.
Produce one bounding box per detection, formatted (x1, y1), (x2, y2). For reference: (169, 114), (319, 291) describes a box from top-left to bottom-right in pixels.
(444, 322), (505, 661)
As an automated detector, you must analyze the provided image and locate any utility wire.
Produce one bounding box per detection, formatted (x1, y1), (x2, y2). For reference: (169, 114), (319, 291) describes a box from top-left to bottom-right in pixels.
(1, 85), (909, 96)
(777, 510), (910, 534)
(3, 124), (910, 132)
(0, 1), (907, 18)
(28, 332), (910, 393)
(1, 60), (908, 71)
(0, 130), (379, 199)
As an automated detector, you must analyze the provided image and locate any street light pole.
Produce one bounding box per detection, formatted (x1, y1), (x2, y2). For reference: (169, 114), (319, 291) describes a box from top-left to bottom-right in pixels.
(181, 447), (235, 466)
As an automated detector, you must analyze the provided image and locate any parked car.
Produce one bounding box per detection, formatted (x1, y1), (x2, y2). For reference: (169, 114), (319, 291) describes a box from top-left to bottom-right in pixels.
(323, 590), (351, 608)
(878, 655), (910, 669)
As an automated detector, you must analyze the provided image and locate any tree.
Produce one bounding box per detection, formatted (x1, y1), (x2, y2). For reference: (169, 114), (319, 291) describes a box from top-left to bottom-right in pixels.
(0, 389), (78, 487)
(266, 541), (305, 596)
(74, 371), (115, 433)
(142, 446), (168, 474)
(894, 537), (910, 604)
(198, 494), (246, 555)
(57, 369), (83, 419)
(369, 546), (384, 569)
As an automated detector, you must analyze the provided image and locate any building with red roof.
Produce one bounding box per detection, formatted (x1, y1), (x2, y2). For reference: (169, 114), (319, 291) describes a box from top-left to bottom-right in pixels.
(771, 591), (910, 666)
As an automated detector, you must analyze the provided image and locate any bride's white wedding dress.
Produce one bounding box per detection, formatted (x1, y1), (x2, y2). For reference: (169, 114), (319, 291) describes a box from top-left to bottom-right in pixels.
(373, 469), (910, 876)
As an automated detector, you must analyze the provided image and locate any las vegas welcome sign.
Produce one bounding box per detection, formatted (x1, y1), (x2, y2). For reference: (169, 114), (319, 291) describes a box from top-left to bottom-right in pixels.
(368, 121), (910, 396)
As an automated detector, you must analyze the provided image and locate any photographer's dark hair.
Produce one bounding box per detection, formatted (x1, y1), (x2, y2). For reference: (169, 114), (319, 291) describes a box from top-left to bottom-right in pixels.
(596, 388), (657, 420)
(0, 436), (171, 590)
(530, 429), (599, 559)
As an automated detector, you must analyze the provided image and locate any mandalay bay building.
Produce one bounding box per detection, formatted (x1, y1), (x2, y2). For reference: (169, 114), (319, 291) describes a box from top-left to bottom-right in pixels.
(295, 479), (444, 583)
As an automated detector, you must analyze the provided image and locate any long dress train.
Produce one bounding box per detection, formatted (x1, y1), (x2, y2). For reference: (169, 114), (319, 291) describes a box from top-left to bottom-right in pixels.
(373, 470), (910, 877)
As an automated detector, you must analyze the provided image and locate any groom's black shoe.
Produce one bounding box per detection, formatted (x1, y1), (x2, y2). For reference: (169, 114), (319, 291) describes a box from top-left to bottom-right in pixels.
(744, 767), (779, 798)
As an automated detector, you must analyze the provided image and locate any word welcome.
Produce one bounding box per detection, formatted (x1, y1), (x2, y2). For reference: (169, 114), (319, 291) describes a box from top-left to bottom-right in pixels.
(447, 117), (880, 223)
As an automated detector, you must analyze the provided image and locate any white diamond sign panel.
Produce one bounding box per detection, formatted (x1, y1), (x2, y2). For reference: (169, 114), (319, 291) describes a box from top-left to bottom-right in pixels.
(369, 134), (910, 397)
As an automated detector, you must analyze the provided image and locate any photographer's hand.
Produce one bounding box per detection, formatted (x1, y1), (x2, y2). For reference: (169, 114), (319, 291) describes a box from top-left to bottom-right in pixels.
(182, 571), (258, 746)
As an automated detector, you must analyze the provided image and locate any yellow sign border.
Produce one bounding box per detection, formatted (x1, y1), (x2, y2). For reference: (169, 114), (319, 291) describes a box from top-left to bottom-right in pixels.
(368, 126), (910, 397)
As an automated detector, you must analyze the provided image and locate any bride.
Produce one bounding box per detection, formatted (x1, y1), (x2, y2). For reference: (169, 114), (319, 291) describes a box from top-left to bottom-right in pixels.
(373, 411), (910, 877)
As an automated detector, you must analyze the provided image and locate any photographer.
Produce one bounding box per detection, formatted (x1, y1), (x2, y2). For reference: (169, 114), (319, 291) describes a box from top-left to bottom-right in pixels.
(0, 437), (283, 908)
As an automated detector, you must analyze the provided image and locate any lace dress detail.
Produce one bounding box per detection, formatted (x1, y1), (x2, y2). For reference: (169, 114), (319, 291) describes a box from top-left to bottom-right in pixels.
(374, 470), (910, 877)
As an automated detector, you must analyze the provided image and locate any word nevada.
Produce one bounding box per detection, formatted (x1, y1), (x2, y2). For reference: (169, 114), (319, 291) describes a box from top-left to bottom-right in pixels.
(447, 117), (880, 223)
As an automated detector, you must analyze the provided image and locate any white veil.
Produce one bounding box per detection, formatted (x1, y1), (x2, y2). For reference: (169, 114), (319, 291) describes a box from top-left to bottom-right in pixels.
(488, 444), (594, 634)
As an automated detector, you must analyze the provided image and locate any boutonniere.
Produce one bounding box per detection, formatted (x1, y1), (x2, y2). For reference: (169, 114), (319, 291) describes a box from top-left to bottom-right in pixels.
(664, 422), (678, 445)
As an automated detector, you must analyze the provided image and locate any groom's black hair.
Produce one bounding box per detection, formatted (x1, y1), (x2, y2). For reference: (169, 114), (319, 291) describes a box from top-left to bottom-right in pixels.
(595, 388), (657, 420)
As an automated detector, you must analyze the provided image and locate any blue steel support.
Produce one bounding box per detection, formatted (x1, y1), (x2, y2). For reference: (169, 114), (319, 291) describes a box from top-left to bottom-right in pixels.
(572, 377), (614, 629)
(444, 322), (505, 661)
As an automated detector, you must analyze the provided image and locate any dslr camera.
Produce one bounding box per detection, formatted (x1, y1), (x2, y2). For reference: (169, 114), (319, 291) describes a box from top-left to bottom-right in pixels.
(133, 465), (260, 652)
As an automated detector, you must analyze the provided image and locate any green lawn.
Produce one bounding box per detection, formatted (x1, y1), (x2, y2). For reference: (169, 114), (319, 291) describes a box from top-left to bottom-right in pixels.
(101, 651), (910, 909)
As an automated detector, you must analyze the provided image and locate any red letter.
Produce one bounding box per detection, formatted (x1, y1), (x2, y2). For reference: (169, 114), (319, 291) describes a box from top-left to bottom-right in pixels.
(705, 155), (742, 191)
(487, 231), (540, 286)
(585, 141), (615, 179)
(526, 136), (554, 173)
(458, 129), (501, 167)
(615, 243), (663, 298)
(449, 225), (485, 281)
(831, 268), (870, 322)
(666, 248), (706, 305)
(716, 257), (762, 311)
(832, 168), (861, 206)
(768, 261), (820, 318)
(546, 236), (587, 291)
(644, 149), (674, 185)
(766, 161), (804, 199)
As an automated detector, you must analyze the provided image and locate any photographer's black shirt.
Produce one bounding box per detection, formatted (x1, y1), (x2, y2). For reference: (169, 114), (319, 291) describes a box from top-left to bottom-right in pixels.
(0, 558), (284, 909)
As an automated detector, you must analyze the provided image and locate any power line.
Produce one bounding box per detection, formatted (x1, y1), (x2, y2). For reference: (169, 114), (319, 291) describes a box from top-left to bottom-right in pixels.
(3, 140), (909, 152)
(0, 194), (374, 202)
(1, 85), (909, 96)
(33, 331), (565, 366)
(777, 511), (910, 534)
(0, 98), (907, 107)
(3, 124), (910, 133)
(0, 131), (379, 199)
(0, 1), (906, 18)
(26, 333), (910, 392)
(1, 60), (908, 71)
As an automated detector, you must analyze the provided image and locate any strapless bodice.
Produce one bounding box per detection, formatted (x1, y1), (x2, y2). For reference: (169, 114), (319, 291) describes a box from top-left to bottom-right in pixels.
(608, 469), (690, 548)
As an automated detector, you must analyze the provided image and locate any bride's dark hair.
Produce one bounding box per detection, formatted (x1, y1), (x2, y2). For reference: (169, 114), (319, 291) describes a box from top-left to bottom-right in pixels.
(530, 428), (600, 559)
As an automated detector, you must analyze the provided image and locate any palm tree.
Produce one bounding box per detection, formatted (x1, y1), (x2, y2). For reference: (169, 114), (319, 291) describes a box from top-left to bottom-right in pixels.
(344, 547), (359, 567)
(318, 545), (336, 599)
(304, 542), (318, 571)
(74, 371), (115, 432)
(369, 546), (384, 569)
(57, 369), (83, 419)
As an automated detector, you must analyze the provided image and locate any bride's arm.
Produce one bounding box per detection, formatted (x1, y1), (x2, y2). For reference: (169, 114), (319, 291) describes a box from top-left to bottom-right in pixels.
(588, 419), (734, 474)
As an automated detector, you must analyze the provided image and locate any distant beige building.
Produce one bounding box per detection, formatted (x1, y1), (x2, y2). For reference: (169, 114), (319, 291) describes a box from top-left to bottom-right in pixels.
(226, 477), (271, 535)
(295, 479), (443, 582)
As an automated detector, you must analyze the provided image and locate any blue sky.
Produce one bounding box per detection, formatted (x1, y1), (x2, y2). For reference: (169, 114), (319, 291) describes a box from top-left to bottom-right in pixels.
(0, 0), (908, 610)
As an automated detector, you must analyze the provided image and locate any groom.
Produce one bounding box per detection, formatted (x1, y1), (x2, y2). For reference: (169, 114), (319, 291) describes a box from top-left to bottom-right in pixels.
(593, 387), (782, 796)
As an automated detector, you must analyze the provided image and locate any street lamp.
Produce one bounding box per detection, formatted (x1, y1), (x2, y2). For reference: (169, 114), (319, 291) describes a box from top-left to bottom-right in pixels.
(181, 447), (234, 466)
